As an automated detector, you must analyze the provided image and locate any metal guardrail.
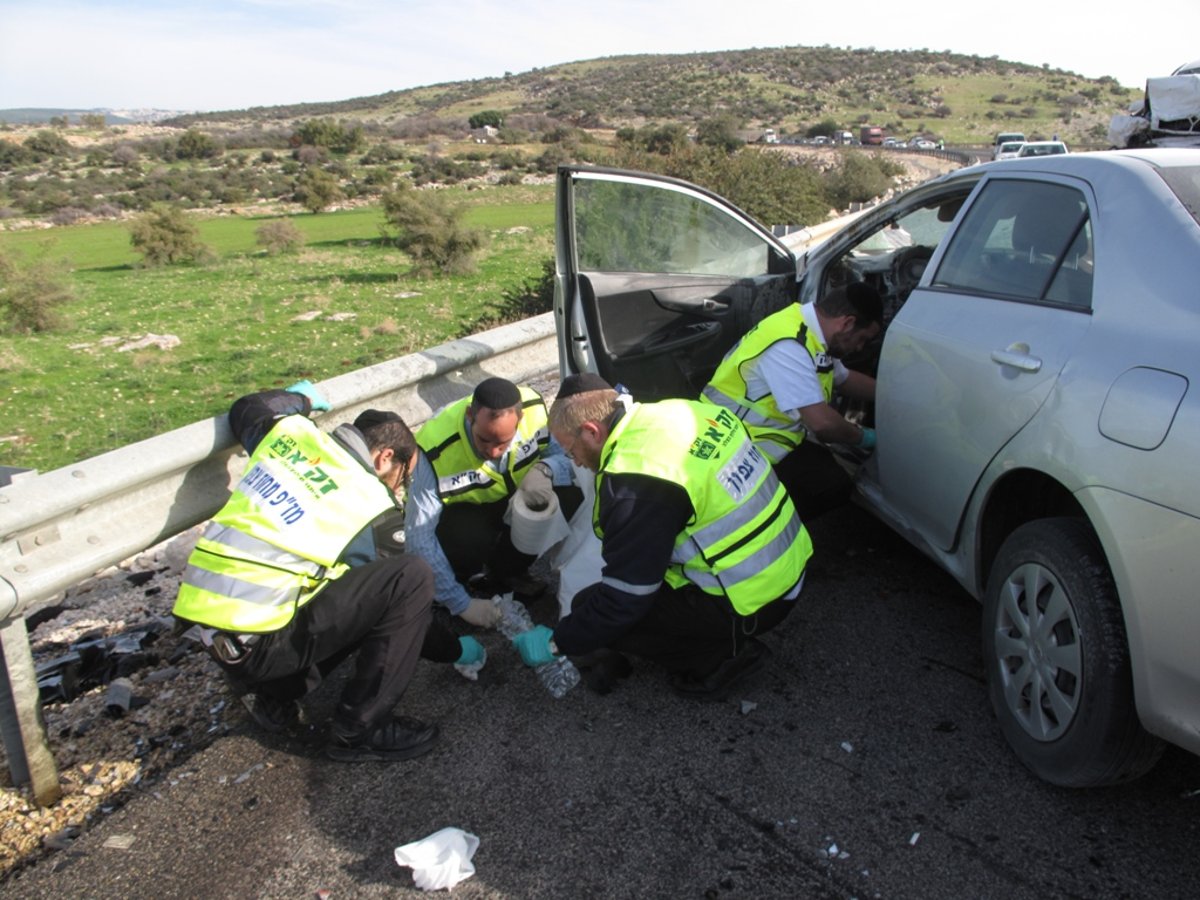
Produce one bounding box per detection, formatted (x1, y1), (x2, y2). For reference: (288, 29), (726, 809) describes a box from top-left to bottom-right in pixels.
(0, 312), (559, 803)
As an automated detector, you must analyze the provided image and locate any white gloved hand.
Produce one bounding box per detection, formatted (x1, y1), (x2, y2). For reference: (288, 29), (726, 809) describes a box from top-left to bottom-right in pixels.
(517, 461), (555, 511)
(460, 596), (502, 629)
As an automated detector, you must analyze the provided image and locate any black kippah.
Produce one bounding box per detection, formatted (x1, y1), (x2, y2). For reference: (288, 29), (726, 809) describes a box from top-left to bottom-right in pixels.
(353, 408), (402, 431)
(472, 377), (521, 410)
(556, 372), (612, 399)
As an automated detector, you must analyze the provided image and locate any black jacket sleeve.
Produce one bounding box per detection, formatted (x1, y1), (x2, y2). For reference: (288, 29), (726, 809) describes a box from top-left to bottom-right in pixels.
(552, 472), (693, 655)
(228, 389), (311, 455)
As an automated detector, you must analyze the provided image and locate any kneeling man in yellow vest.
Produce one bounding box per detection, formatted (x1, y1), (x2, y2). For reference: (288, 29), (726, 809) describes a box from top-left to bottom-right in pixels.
(173, 381), (482, 762)
(405, 377), (578, 628)
(510, 374), (812, 698)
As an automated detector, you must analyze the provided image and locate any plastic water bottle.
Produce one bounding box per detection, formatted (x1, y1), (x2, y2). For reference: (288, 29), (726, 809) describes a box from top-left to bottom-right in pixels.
(493, 594), (581, 699)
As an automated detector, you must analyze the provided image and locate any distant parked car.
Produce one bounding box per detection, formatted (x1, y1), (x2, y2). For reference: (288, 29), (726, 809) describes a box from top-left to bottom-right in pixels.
(913, 138), (938, 150)
(1017, 140), (1069, 157)
(992, 131), (1027, 158)
(554, 150), (1200, 787)
(994, 140), (1026, 160)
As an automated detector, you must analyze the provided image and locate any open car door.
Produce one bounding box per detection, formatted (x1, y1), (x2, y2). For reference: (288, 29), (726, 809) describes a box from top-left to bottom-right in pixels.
(555, 166), (798, 400)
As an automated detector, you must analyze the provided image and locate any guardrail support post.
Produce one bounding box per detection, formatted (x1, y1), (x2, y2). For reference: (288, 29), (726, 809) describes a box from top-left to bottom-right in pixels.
(0, 615), (61, 806)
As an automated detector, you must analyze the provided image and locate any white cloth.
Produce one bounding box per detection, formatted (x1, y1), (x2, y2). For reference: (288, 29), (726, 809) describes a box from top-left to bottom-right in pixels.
(394, 827), (480, 891)
(548, 461), (604, 619)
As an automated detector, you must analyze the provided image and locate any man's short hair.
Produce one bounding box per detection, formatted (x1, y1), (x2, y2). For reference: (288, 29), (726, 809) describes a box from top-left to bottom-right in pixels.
(548, 386), (619, 434)
(816, 282), (883, 329)
(357, 417), (417, 471)
(470, 377), (522, 414)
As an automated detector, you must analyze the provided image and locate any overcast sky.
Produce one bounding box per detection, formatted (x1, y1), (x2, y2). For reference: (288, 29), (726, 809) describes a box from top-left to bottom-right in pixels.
(0, 0), (1193, 112)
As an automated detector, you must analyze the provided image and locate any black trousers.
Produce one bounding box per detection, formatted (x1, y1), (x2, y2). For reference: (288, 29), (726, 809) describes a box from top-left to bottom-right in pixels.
(600, 585), (797, 677)
(773, 440), (853, 522)
(224, 555), (434, 735)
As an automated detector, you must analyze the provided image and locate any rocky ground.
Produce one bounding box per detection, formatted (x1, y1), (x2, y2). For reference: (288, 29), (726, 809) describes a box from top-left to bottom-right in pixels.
(0, 526), (235, 879)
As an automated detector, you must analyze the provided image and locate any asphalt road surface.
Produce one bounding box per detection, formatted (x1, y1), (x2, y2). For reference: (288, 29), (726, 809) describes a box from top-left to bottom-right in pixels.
(7, 503), (1200, 899)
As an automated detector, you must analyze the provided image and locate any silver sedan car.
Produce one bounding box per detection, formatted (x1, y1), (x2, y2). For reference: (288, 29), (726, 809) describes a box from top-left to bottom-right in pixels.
(553, 150), (1200, 787)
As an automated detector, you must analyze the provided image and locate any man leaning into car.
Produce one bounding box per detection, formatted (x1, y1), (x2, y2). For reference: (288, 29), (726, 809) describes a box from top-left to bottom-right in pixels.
(701, 283), (883, 520)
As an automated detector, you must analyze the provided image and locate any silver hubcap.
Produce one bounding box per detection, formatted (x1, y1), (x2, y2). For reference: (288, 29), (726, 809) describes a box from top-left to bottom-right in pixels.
(993, 562), (1082, 741)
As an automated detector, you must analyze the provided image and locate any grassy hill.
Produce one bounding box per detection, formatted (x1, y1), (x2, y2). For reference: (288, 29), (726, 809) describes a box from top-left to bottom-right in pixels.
(165, 45), (1138, 147)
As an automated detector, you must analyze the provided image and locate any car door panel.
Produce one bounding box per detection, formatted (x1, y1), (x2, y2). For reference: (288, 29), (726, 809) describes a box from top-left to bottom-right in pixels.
(557, 166), (797, 400)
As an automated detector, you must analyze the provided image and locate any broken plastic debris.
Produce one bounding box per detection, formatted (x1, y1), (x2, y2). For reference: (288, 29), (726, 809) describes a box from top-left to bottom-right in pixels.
(909, 832), (921, 846)
(740, 700), (757, 715)
(103, 834), (135, 850)
(841, 741), (853, 753)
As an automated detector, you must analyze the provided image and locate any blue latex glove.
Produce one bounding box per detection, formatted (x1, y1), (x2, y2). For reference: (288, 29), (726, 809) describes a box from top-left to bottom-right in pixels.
(858, 427), (877, 450)
(285, 379), (331, 412)
(456, 636), (485, 667)
(512, 625), (556, 667)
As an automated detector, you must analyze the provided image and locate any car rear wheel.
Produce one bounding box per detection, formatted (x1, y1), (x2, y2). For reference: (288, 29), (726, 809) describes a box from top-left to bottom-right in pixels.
(983, 518), (1164, 787)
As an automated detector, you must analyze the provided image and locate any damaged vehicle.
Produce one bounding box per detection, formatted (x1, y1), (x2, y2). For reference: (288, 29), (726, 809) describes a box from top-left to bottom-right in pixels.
(553, 150), (1200, 787)
(1109, 65), (1200, 148)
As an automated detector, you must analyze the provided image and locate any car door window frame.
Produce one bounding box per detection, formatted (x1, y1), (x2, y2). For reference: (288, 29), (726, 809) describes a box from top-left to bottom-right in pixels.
(929, 176), (1094, 312)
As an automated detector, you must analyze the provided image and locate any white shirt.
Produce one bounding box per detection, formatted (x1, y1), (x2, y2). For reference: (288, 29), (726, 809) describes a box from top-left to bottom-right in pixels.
(746, 303), (849, 421)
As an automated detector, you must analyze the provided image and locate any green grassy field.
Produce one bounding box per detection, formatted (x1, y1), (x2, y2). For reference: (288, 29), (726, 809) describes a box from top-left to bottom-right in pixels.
(0, 183), (555, 473)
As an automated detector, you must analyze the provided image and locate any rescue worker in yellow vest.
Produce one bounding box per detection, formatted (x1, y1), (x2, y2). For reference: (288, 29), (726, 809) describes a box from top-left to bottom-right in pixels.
(405, 377), (577, 627)
(173, 381), (477, 762)
(701, 283), (883, 520)
(510, 373), (812, 698)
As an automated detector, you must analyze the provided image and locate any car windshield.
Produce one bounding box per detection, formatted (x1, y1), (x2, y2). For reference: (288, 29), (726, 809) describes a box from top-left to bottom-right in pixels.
(1156, 165), (1200, 227)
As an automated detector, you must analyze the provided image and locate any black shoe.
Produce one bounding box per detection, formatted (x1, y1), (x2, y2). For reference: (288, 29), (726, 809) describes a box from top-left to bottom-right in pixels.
(573, 650), (633, 696)
(240, 692), (301, 734)
(670, 639), (771, 701)
(326, 716), (440, 762)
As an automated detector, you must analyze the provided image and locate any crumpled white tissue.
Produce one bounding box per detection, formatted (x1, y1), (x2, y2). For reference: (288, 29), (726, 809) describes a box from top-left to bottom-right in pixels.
(394, 827), (480, 891)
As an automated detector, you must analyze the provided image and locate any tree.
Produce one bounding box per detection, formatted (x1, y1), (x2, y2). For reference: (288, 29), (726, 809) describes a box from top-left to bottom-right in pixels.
(0, 249), (74, 333)
(695, 115), (744, 153)
(23, 130), (72, 160)
(176, 128), (222, 160)
(380, 183), (486, 276)
(294, 167), (343, 213)
(292, 119), (364, 154)
(128, 204), (212, 266)
(468, 110), (504, 130)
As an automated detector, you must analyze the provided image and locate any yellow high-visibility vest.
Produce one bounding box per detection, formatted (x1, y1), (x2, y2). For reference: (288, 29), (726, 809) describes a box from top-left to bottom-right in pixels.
(702, 304), (834, 463)
(417, 386), (548, 505)
(597, 399), (811, 615)
(173, 416), (396, 632)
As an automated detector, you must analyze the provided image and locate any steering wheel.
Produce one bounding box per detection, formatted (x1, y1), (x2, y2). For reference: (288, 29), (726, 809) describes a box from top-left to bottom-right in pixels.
(890, 245), (934, 290)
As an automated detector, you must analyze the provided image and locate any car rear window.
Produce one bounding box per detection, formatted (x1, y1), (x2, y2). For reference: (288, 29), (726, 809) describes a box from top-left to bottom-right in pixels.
(1156, 166), (1200, 227)
(932, 179), (1093, 308)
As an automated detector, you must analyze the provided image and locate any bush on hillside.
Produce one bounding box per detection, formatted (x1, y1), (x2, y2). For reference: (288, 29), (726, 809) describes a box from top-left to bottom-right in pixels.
(380, 183), (486, 276)
(255, 218), (305, 255)
(825, 152), (904, 210)
(294, 167), (343, 213)
(128, 204), (212, 267)
(0, 249), (74, 333)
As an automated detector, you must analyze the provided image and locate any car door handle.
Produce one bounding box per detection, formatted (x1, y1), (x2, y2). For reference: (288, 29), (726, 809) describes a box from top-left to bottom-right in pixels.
(991, 346), (1042, 373)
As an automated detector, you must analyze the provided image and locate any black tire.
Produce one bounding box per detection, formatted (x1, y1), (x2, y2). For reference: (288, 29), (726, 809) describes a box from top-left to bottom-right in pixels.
(982, 518), (1164, 787)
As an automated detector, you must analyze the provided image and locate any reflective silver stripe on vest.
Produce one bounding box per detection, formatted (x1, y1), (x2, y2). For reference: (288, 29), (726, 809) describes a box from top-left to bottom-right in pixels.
(686, 478), (777, 552)
(600, 574), (663, 596)
(181, 564), (302, 608)
(201, 522), (325, 577)
(676, 494), (802, 593)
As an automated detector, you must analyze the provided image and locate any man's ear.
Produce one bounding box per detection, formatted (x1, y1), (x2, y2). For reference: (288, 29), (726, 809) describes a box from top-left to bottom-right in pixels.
(373, 447), (394, 473)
